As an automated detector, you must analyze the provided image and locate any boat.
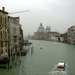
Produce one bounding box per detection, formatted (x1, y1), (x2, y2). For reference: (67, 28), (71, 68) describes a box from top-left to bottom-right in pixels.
(57, 61), (65, 71)
(24, 42), (33, 46)
(17, 46), (27, 56)
(21, 51), (27, 56)
(17, 50), (27, 56)
(0, 59), (9, 64)
(40, 46), (42, 49)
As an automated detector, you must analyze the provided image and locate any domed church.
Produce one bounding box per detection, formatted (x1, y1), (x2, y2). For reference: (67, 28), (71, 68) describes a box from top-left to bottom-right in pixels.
(37, 23), (44, 32)
(37, 23), (51, 33)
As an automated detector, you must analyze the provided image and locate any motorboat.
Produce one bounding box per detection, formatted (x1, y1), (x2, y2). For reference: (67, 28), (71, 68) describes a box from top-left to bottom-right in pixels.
(57, 61), (65, 71)
(40, 46), (42, 49)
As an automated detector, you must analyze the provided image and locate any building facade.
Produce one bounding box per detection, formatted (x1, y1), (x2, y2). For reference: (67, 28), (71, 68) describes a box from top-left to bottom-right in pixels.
(19, 24), (24, 50)
(8, 16), (20, 54)
(68, 26), (75, 44)
(0, 7), (8, 60)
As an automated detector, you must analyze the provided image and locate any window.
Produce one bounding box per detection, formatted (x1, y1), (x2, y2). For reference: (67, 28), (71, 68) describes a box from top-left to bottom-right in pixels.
(8, 28), (9, 34)
(6, 49), (7, 52)
(13, 20), (16, 25)
(1, 31), (2, 38)
(13, 28), (16, 34)
(5, 16), (7, 25)
(1, 42), (3, 47)
(5, 31), (6, 38)
(6, 42), (7, 46)
(5, 28), (7, 38)
(1, 13), (2, 24)
(5, 15), (8, 25)
(1, 50), (3, 54)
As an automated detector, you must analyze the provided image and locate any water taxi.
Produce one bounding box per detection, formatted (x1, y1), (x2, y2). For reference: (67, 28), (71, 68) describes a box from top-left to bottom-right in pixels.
(57, 61), (65, 71)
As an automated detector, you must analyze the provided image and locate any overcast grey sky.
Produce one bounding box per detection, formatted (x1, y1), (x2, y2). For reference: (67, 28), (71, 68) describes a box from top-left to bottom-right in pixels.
(0, 0), (75, 35)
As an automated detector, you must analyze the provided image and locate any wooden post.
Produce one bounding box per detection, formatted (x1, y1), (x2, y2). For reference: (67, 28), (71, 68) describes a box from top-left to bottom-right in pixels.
(15, 48), (17, 65)
(31, 46), (33, 54)
(20, 50), (21, 63)
(0, 48), (1, 56)
(10, 46), (12, 68)
(7, 43), (9, 69)
(31, 47), (32, 54)
(28, 44), (29, 52)
(12, 49), (13, 60)
(32, 46), (34, 52)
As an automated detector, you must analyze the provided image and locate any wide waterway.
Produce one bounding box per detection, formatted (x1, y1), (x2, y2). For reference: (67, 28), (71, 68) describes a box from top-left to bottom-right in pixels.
(0, 40), (75, 75)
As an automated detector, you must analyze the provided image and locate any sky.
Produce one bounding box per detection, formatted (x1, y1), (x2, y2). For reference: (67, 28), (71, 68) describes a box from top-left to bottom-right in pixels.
(0, 0), (75, 35)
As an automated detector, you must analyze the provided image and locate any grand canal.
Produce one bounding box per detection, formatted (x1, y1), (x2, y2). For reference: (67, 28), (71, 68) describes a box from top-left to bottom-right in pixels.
(0, 40), (75, 75)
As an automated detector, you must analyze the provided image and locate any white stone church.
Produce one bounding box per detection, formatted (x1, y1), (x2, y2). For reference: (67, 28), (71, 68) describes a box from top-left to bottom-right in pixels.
(37, 23), (51, 33)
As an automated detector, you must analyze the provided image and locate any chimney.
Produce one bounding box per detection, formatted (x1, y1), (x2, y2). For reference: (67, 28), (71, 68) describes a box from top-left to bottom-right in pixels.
(2, 7), (5, 11)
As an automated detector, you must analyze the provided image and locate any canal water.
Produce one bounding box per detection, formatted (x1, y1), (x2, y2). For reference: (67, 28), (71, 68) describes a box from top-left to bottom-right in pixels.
(0, 40), (75, 75)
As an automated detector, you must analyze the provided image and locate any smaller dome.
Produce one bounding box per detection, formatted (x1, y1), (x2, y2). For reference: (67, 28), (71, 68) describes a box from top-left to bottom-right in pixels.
(45, 26), (51, 32)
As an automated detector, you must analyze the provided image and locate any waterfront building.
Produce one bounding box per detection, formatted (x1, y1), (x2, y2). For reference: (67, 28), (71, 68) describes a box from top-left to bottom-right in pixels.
(19, 24), (24, 50)
(19, 24), (23, 41)
(60, 33), (68, 43)
(50, 32), (60, 41)
(34, 32), (43, 40)
(68, 25), (75, 44)
(8, 16), (20, 54)
(0, 7), (8, 60)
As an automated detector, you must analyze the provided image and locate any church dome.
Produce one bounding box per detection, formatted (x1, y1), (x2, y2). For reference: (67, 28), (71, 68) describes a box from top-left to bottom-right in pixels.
(46, 26), (51, 32)
(37, 23), (44, 32)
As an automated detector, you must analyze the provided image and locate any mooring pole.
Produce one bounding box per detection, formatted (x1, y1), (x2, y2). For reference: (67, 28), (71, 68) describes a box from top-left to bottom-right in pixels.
(8, 47), (9, 69)
(31, 46), (33, 54)
(20, 50), (21, 63)
(15, 48), (17, 65)
(10, 46), (12, 68)
(28, 44), (29, 52)
(12, 49), (13, 60)
(32, 46), (34, 52)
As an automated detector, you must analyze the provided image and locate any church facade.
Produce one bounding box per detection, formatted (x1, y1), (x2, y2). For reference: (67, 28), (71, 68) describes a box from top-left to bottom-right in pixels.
(34, 23), (51, 40)
(37, 23), (51, 33)
(34, 23), (63, 41)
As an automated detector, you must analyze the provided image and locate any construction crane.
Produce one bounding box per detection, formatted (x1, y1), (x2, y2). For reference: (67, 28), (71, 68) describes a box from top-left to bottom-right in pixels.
(9, 10), (30, 15)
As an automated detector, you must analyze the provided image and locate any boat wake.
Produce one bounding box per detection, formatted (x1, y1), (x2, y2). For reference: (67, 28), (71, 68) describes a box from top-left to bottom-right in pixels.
(46, 71), (68, 75)
(46, 63), (69, 75)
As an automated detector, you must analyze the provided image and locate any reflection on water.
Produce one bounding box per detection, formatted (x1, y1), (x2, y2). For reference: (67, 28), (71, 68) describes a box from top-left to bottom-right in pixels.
(47, 63), (69, 75)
